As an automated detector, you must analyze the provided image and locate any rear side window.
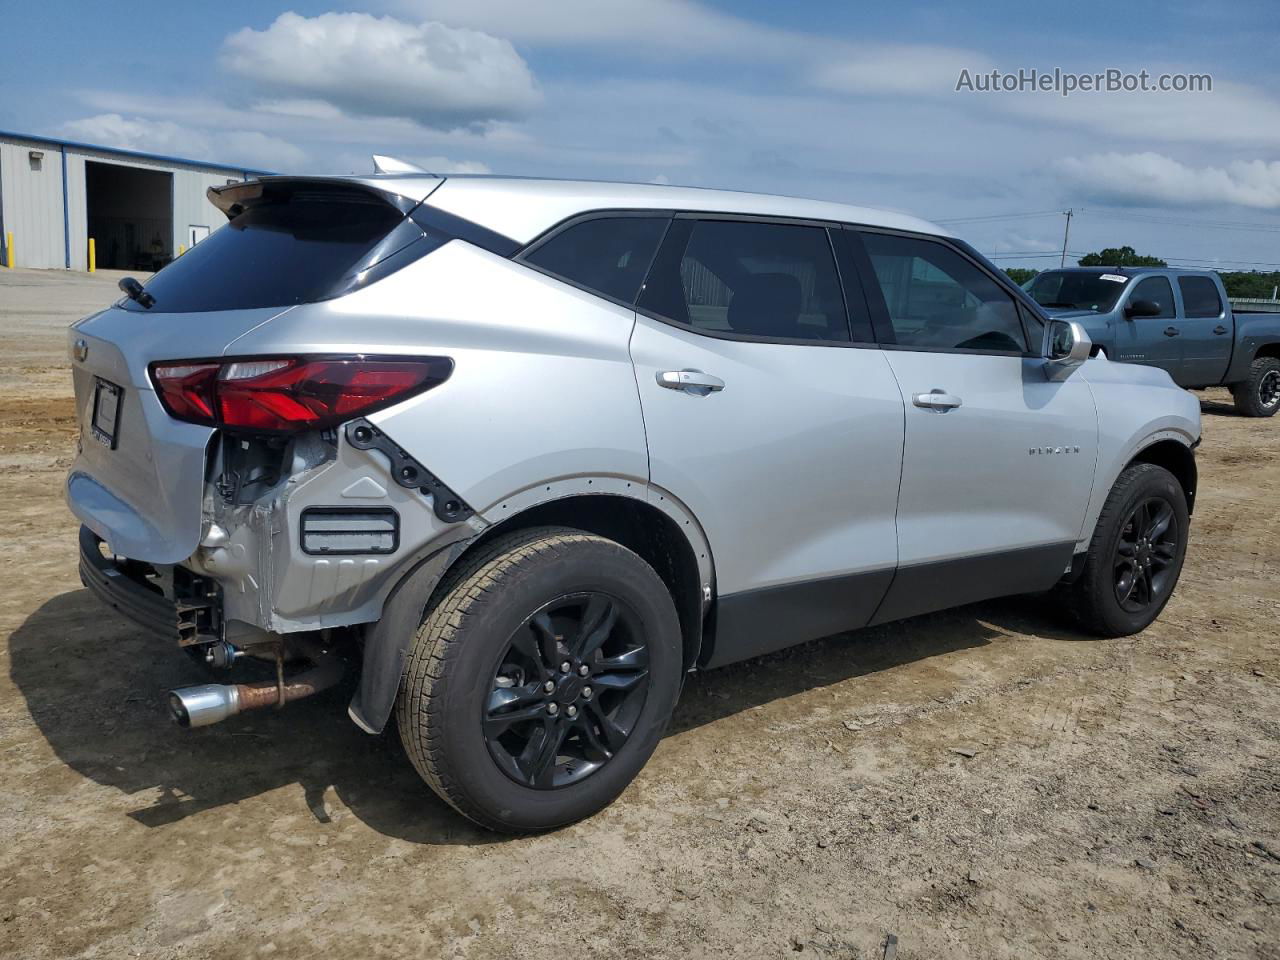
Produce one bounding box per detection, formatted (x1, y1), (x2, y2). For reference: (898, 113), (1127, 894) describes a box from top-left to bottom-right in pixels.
(639, 219), (850, 342)
(523, 216), (668, 304)
(1129, 276), (1175, 318)
(1178, 276), (1223, 318)
(123, 186), (433, 313)
(861, 232), (1027, 353)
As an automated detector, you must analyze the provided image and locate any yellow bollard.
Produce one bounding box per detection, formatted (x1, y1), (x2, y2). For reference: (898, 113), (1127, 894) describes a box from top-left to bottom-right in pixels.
(88, 237), (96, 273)
(178, 244), (186, 257)
(4, 231), (12, 269)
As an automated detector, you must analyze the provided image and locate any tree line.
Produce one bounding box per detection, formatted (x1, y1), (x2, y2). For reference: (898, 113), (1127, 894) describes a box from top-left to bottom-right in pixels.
(1002, 246), (1279, 299)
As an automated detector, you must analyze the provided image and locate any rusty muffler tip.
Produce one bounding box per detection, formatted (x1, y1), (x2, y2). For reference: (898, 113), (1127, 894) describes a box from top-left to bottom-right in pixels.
(168, 684), (241, 728)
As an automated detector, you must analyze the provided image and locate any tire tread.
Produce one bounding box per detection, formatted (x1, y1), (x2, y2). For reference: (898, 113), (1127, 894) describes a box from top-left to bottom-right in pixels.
(1063, 462), (1184, 637)
(396, 526), (648, 831)
(1232, 356), (1280, 418)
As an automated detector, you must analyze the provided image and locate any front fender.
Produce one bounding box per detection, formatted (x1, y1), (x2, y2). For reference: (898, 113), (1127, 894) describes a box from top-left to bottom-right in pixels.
(1077, 358), (1201, 551)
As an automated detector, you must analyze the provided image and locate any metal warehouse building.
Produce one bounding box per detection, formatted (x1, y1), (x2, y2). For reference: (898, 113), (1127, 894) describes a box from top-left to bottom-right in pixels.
(0, 130), (270, 272)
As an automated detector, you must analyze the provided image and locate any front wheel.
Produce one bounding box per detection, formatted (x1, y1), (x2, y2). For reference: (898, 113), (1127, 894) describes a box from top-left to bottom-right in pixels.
(396, 527), (682, 832)
(1062, 463), (1189, 637)
(1231, 356), (1280, 417)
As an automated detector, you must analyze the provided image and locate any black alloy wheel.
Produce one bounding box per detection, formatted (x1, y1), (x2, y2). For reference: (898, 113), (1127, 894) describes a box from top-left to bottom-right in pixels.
(484, 593), (650, 789)
(1113, 496), (1180, 613)
(1259, 367), (1280, 411)
(1061, 462), (1189, 637)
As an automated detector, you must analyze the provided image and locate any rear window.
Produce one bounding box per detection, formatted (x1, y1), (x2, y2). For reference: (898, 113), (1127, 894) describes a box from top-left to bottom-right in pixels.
(1178, 276), (1223, 318)
(122, 187), (429, 313)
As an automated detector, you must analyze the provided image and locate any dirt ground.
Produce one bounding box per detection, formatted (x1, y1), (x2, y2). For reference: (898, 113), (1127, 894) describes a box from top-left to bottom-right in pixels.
(0, 266), (1276, 960)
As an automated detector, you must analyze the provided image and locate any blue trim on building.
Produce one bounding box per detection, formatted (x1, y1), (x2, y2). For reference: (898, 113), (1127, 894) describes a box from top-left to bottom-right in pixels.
(0, 128), (274, 177)
(60, 144), (70, 269)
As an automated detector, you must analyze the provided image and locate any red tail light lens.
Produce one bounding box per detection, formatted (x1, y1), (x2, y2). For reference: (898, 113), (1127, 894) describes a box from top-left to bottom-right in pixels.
(150, 356), (451, 432)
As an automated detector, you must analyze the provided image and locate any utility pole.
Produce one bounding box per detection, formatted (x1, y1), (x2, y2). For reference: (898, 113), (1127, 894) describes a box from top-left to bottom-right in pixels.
(1060, 208), (1076, 267)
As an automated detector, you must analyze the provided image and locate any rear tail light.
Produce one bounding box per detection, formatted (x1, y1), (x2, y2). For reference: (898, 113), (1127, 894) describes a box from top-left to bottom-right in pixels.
(149, 355), (451, 432)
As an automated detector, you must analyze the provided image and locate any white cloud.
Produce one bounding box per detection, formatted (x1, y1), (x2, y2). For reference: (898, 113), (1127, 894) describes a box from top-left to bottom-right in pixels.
(812, 45), (995, 96)
(412, 155), (491, 174)
(397, 0), (804, 59)
(59, 113), (307, 170)
(251, 98), (345, 120)
(995, 79), (1280, 149)
(1058, 152), (1280, 210)
(220, 12), (540, 129)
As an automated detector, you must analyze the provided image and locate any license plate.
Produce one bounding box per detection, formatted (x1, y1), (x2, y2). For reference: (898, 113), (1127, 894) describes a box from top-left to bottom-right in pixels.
(91, 378), (123, 449)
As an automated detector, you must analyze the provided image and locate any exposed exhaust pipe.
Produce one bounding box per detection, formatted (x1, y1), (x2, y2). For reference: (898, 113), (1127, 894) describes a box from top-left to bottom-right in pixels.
(168, 638), (344, 728)
(169, 683), (242, 728)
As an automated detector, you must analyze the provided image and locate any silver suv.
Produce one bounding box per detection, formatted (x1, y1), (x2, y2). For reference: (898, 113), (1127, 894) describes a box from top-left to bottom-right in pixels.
(68, 171), (1200, 831)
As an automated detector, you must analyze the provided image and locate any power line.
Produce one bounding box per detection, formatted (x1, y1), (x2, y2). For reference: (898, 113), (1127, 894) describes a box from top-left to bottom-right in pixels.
(937, 208), (1280, 234)
(983, 251), (1280, 268)
(984, 251), (1091, 259)
(934, 210), (1063, 224)
(1087, 211), (1280, 234)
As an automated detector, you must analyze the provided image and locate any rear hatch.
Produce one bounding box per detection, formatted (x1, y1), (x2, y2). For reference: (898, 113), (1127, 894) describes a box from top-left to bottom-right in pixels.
(67, 176), (443, 564)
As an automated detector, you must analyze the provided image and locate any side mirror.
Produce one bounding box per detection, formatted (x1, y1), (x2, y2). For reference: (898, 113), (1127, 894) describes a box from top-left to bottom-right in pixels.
(1044, 320), (1091, 381)
(1124, 299), (1162, 319)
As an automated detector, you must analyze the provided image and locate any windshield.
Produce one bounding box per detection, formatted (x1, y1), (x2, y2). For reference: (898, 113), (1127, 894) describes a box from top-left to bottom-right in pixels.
(1026, 271), (1128, 312)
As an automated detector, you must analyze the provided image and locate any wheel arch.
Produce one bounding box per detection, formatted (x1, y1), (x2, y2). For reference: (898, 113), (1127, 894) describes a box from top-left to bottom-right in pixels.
(1127, 438), (1197, 515)
(463, 491), (711, 675)
(1253, 341), (1280, 362)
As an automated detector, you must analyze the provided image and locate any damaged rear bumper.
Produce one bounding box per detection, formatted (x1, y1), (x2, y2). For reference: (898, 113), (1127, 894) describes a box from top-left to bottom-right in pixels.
(78, 525), (221, 644)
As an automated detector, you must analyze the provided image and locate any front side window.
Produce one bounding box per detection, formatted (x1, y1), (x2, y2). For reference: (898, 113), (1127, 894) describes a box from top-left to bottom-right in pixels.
(1129, 276), (1175, 318)
(523, 216), (669, 304)
(861, 233), (1027, 353)
(638, 219), (851, 342)
(1178, 276), (1223, 318)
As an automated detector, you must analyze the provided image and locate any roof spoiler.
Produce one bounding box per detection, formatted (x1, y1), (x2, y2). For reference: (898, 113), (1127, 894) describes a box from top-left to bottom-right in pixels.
(372, 154), (432, 175)
(206, 174), (443, 220)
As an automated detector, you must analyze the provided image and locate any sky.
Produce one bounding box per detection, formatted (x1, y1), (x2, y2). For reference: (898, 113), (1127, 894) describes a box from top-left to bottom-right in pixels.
(2, 0), (1278, 271)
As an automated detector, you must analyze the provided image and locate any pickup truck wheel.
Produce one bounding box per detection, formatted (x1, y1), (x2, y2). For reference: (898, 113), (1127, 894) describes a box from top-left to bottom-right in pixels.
(1231, 356), (1280, 417)
(1064, 463), (1188, 637)
(395, 527), (682, 833)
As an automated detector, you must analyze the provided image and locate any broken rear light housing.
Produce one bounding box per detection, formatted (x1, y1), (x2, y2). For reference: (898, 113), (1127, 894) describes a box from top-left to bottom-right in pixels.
(149, 355), (452, 433)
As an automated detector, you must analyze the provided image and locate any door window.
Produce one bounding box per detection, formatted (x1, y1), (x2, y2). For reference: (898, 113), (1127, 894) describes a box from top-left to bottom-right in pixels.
(860, 233), (1027, 353)
(1129, 276), (1175, 318)
(523, 216), (669, 304)
(638, 219), (852, 342)
(1178, 276), (1223, 318)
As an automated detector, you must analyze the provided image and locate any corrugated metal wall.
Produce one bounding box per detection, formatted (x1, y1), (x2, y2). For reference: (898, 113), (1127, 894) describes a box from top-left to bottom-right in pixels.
(0, 135), (66, 269)
(1, 133), (251, 271)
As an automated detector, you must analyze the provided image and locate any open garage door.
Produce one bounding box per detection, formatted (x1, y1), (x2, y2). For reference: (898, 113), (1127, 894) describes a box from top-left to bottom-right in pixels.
(86, 161), (173, 271)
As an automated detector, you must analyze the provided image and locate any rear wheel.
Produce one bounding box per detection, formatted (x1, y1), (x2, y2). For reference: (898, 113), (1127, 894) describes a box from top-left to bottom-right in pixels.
(1063, 463), (1189, 637)
(396, 527), (682, 832)
(1231, 356), (1280, 417)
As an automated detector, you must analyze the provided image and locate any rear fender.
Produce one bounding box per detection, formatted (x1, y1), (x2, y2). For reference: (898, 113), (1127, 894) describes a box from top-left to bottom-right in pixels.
(348, 479), (715, 734)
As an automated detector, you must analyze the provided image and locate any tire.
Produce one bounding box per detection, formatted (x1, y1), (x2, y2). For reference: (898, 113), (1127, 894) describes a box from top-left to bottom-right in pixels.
(1063, 463), (1189, 637)
(396, 526), (682, 832)
(1230, 356), (1280, 417)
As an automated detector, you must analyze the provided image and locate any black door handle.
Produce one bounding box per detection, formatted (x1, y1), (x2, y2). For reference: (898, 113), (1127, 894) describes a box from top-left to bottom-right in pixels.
(1163, 326), (1180, 337)
(1213, 325), (1228, 335)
